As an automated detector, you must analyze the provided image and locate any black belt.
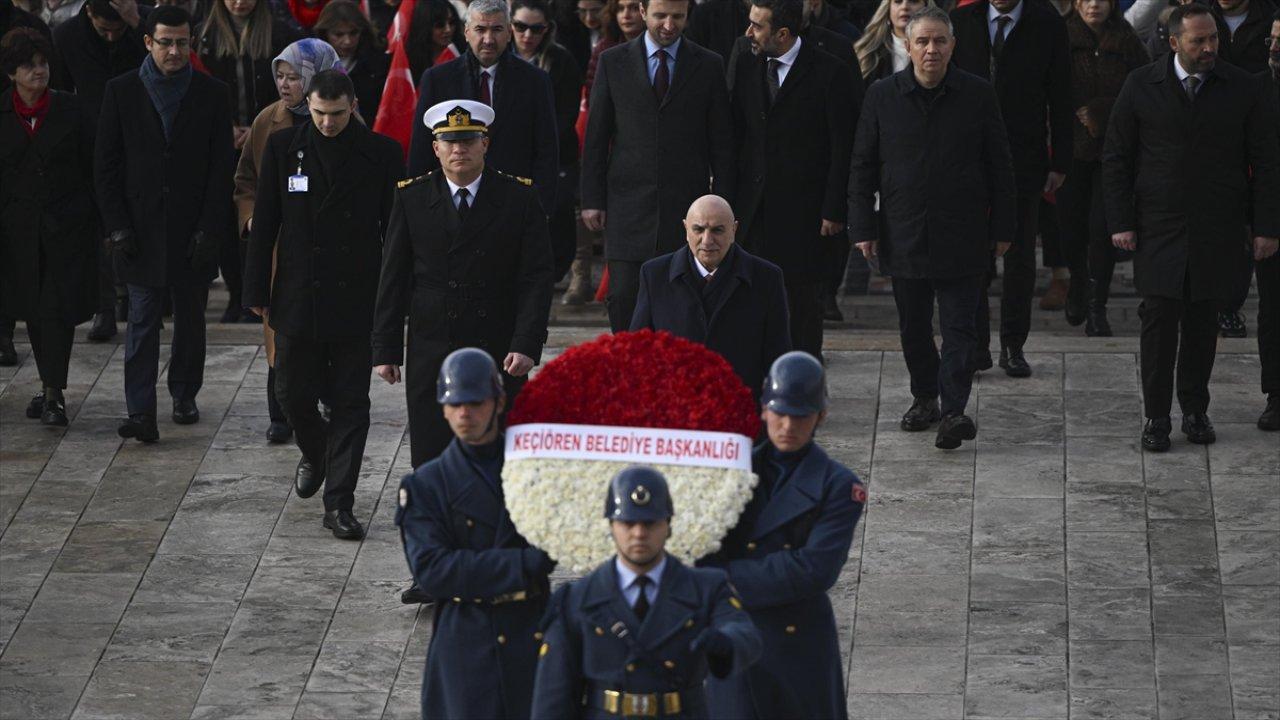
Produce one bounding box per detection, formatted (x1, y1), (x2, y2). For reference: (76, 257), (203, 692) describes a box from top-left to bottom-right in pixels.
(589, 689), (686, 717)
(446, 588), (541, 606)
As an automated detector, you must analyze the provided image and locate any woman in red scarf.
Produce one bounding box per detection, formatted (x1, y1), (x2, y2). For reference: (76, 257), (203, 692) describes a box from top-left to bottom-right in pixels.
(0, 28), (99, 426)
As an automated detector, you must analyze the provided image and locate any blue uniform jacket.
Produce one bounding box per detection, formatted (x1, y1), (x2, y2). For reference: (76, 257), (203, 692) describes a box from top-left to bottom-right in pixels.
(531, 555), (763, 719)
(701, 442), (866, 719)
(396, 438), (552, 720)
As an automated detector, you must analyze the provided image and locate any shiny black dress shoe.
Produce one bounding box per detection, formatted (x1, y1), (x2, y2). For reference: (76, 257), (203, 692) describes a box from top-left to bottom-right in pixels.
(118, 415), (159, 443)
(1142, 417), (1172, 452)
(41, 389), (67, 426)
(266, 421), (293, 444)
(1259, 395), (1280, 432)
(999, 347), (1032, 378)
(935, 413), (977, 450)
(26, 392), (45, 419)
(1218, 311), (1246, 338)
(400, 583), (434, 605)
(901, 397), (941, 432)
(323, 509), (365, 540)
(0, 333), (16, 366)
(172, 399), (200, 425)
(822, 294), (844, 322)
(295, 457), (325, 499)
(1084, 307), (1113, 337)
(1181, 413), (1216, 445)
(86, 312), (117, 342)
(1064, 281), (1087, 326)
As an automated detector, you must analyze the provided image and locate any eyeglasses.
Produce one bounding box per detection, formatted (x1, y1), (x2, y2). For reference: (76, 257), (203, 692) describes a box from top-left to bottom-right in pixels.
(513, 21), (548, 33)
(151, 37), (192, 48)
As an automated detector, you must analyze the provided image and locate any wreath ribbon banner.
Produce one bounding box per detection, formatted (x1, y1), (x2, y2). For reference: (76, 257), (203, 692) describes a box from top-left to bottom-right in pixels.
(505, 423), (752, 472)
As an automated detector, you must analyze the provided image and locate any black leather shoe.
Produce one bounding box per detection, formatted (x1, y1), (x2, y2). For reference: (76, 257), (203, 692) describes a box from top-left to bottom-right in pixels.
(41, 389), (67, 426)
(1142, 417), (1172, 452)
(1181, 413), (1216, 444)
(0, 333), (16, 366)
(901, 397), (941, 431)
(172, 399), (200, 425)
(1085, 307), (1113, 337)
(999, 347), (1032, 378)
(266, 421), (293, 444)
(86, 312), (117, 342)
(400, 583), (434, 605)
(26, 392), (45, 419)
(822, 294), (844, 322)
(935, 413), (977, 449)
(118, 415), (159, 443)
(295, 457), (325, 499)
(971, 350), (994, 374)
(1259, 395), (1280, 432)
(1218, 311), (1247, 338)
(323, 509), (365, 540)
(1064, 281), (1087, 326)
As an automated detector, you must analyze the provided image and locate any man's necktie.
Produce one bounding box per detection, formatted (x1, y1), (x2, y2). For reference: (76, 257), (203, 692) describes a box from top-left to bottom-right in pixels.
(767, 58), (781, 105)
(1183, 75), (1201, 101)
(632, 575), (651, 621)
(456, 188), (471, 220)
(990, 15), (1011, 77)
(653, 49), (670, 101)
(479, 70), (492, 106)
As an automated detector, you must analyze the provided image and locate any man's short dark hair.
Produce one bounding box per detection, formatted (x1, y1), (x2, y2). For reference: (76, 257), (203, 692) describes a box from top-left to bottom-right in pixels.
(751, 0), (803, 36)
(1168, 3), (1213, 36)
(145, 5), (191, 36)
(0, 27), (53, 76)
(308, 68), (356, 102)
(86, 0), (124, 22)
(638, 0), (690, 11)
(1272, 6), (1280, 22)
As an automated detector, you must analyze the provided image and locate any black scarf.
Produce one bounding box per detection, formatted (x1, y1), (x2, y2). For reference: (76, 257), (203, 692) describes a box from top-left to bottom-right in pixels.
(138, 55), (192, 141)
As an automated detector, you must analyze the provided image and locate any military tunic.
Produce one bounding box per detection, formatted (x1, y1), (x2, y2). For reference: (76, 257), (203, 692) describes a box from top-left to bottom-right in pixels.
(396, 436), (554, 719)
(702, 442), (866, 719)
(532, 555), (762, 719)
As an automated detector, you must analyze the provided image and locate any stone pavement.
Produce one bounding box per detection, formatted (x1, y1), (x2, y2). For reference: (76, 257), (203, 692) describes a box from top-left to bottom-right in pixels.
(0, 322), (1277, 720)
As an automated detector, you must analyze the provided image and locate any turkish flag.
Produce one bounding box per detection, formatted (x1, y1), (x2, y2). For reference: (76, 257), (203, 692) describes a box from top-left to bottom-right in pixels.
(373, 0), (418, 160)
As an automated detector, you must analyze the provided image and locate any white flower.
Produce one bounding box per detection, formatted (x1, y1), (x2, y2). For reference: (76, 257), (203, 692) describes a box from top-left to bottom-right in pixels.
(504, 458), (758, 574)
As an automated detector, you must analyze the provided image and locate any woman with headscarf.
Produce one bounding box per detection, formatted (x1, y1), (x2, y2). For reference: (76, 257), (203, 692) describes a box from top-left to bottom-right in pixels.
(232, 36), (338, 444)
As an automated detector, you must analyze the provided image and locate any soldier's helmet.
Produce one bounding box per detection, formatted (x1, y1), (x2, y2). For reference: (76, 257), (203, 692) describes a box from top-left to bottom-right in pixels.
(761, 351), (828, 416)
(436, 348), (504, 405)
(603, 466), (674, 523)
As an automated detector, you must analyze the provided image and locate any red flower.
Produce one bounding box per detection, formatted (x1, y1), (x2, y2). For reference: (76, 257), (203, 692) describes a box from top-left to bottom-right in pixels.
(509, 330), (760, 438)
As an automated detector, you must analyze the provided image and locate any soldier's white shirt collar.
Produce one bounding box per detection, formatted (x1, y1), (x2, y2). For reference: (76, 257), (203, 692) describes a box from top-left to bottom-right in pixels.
(616, 554), (667, 604)
(446, 174), (483, 205)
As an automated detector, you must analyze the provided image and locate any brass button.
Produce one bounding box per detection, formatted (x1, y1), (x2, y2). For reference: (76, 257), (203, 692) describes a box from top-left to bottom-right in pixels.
(474, 598), (483, 604)
(746, 542), (757, 551)
(663, 660), (676, 670)
(785, 625), (797, 634)
(497, 634), (507, 644)
(783, 543), (792, 550)
(533, 632), (544, 641)
(625, 663), (636, 672)
(595, 627), (605, 636)
(452, 597), (462, 603)
(684, 619), (694, 629)
(466, 518), (475, 528)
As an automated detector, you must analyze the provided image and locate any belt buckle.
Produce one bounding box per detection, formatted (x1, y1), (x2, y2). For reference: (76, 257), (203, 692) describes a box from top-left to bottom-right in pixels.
(623, 692), (657, 717)
(603, 689), (621, 714)
(662, 692), (682, 715)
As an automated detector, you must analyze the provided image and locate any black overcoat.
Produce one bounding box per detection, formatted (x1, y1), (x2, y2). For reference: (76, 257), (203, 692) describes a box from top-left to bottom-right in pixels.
(847, 69), (1017, 279)
(347, 44), (390, 126)
(950, 0), (1073, 195)
(197, 22), (301, 125)
(0, 89), (98, 324)
(242, 121), (404, 340)
(406, 49), (559, 212)
(1102, 55), (1280, 301)
(1210, 0), (1276, 75)
(729, 40), (856, 281)
(52, 5), (148, 120)
(630, 244), (791, 398)
(686, 0), (750, 62)
(94, 68), (234, 288)
(581, 37), (735, 262)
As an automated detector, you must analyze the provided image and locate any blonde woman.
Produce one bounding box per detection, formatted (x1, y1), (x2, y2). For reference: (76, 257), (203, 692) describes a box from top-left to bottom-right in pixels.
(853, 0), (933, 81)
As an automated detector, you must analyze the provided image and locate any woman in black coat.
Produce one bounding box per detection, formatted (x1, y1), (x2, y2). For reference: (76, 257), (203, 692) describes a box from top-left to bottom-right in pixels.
(0, 28), (98, 425)
(314, 0), (387, 124)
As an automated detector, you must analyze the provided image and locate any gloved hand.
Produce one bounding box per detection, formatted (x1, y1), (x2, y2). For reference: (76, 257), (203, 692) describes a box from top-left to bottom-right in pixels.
(187, 229), (218, 269)
(522, 548), (556, 580)
(689, 627), (733, 659)
(107, 229), (138, 258)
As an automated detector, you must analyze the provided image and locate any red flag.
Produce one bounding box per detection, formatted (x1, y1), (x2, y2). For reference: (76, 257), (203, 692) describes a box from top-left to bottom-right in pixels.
(374, 0), (418, 159)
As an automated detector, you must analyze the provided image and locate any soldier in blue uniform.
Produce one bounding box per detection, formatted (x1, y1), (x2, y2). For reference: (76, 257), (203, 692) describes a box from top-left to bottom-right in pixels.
(395, 347), (556, 720)
(532, 466), (763, 719)
(702, 351), (867, 719)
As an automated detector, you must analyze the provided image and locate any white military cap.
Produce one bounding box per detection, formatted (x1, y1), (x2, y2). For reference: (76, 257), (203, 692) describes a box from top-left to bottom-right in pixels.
(423, 99), (494, 140)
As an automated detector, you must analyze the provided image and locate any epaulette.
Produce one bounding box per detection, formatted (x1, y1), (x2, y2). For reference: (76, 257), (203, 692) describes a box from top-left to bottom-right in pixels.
(496, 170), (533, 186)
(397, 170), (435, 189)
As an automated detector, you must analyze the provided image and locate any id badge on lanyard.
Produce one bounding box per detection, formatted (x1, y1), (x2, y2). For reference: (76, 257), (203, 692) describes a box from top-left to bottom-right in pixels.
(289, 150), (309, 193)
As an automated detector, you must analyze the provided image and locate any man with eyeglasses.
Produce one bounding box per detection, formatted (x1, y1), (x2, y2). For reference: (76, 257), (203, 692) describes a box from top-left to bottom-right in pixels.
(95, 4), (234, 444)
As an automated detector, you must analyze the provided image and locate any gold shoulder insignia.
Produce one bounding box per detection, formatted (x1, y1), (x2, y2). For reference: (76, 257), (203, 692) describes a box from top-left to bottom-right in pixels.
(496, 170), (533, 186)
(397, 171), (435, 190)
(539, 642), (550, 658)
(729, 596), (743, 610)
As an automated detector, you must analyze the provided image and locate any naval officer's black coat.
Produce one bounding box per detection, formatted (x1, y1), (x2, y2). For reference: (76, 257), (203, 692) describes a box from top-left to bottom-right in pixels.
(371, 166), (555, 467)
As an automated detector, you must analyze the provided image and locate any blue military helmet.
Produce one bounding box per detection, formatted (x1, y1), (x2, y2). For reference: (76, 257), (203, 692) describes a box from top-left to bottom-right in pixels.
(760, 351), (828, 416)
(603, 466), (675, 522)
(436, 348), (504, 404)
